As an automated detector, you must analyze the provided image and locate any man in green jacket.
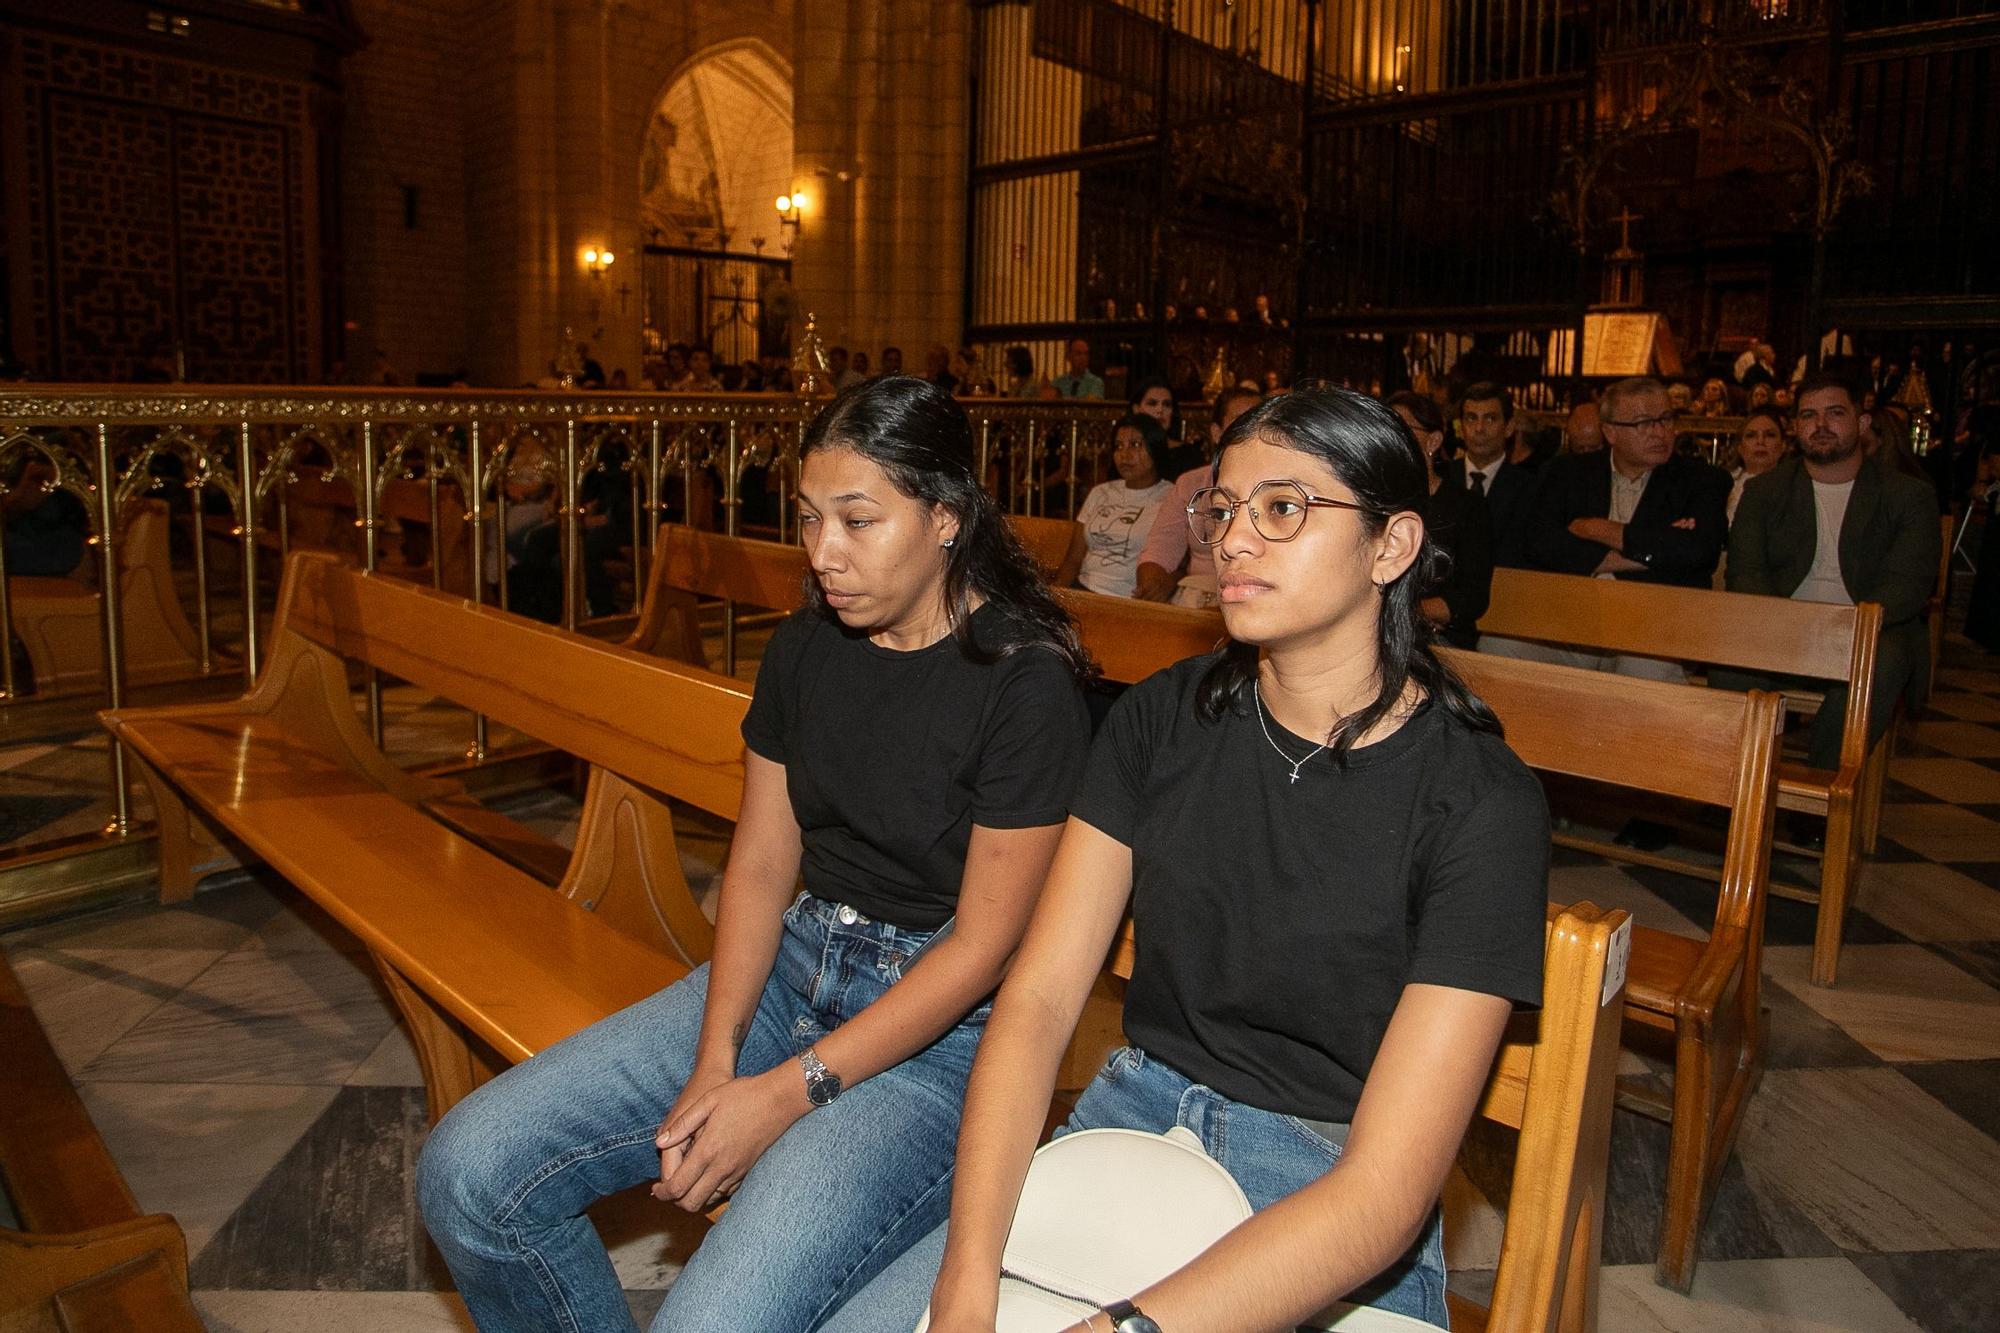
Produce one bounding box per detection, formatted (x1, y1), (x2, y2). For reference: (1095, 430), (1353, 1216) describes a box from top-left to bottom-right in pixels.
(1720, 372), (1941, 775)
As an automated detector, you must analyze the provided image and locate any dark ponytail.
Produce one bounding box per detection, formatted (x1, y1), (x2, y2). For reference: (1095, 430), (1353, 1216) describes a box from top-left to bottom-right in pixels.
(799, 376), (1097, 682)
(1194, 386), (1500, 759)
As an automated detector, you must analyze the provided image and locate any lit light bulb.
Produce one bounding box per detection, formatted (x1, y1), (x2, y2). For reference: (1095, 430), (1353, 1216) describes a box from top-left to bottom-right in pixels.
(776, 195), (792, 212)
(582, 247), (600, 265)
(601, 250), (614, 266)
(789, 191), (807, 211)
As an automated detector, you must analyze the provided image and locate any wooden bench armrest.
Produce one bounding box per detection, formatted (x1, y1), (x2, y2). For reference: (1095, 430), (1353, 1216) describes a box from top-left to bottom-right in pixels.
(1679, 922), (1751, 1021)
(1777, 762), (1859, 803)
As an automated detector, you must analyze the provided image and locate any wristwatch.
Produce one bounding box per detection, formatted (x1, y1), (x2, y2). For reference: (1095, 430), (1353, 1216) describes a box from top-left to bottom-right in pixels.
(1102, 1300), (1164, 1333)
(799, 1047), (842, 1107)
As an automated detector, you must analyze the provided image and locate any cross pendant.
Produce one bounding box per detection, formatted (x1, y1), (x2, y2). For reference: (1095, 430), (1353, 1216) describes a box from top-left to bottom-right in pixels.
(1289, 768), (1303, 785)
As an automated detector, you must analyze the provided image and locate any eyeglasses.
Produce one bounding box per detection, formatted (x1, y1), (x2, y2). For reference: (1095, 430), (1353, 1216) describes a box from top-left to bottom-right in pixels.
(1601, 412), (1678, 433)
(1186, 480), (1370, 546)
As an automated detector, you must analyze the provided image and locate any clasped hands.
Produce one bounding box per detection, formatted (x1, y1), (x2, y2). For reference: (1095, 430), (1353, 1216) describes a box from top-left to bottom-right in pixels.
(652, 1061), (809, 1212)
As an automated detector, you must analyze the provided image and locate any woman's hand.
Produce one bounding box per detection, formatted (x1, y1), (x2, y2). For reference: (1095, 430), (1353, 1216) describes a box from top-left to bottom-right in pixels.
(652, 1065), (809, 1211)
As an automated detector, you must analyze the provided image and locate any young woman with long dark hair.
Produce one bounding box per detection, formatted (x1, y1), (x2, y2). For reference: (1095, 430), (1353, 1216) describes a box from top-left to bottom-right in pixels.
(828, 386), (1549, 1332)
(418, 377), (1095, 1332)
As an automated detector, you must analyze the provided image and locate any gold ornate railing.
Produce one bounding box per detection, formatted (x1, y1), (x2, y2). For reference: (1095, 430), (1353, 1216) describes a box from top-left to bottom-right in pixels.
(0, 386), (1157, 866)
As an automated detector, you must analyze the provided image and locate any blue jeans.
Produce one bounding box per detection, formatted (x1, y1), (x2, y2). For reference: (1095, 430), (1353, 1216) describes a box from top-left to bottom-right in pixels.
(824, 1045), (1450, 1331)
(417, 893), (986, 1332)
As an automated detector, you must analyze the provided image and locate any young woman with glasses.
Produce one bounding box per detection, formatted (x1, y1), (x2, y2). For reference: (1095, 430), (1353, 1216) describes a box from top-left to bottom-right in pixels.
(828, 387), (1550, 1333)
(418, 378), (1096, 1332)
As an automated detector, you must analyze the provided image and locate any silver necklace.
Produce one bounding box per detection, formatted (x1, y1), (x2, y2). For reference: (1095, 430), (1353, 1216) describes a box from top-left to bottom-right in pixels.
(1253, 680), (1333, 784)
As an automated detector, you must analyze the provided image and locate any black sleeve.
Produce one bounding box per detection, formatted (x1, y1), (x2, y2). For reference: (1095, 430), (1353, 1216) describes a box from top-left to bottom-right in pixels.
(1433, 490), (1493, 629)
(1724, 476), (1781, 596)
(1622, 463), (1731, 580)
(1521, 464), (1606, 576)
(969, 650), (1094, 829)
(1068, 668), (1175, 846)
(740, 612), (811, 763)
(1406, 765), (1550, 1008)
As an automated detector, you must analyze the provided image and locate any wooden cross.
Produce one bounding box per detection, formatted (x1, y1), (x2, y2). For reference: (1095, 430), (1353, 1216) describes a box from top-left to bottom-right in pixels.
(1612, 207), (1641, 251)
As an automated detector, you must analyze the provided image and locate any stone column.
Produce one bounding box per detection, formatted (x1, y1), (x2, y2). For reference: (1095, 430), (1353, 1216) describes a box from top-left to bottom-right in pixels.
(793, 0), (971, 363)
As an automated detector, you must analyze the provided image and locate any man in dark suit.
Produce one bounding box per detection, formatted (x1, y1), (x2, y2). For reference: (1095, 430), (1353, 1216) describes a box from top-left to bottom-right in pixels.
(1438, 381), (1539, 566)
(1718, 373), (1941, 774)
(1481, 376), (1732, 683)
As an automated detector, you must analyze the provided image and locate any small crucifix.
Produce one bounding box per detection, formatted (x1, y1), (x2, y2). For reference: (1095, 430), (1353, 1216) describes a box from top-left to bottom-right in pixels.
(1612, 207), (1641, 253)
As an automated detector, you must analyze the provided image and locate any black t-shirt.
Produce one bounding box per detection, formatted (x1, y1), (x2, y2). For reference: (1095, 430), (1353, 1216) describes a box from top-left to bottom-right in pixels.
(1072, 655), (1549, 1122)
(741, 605), (1092, 930)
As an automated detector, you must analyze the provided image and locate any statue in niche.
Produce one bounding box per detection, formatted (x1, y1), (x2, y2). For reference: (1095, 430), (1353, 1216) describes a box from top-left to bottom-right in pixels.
(639, 110), (724, 247)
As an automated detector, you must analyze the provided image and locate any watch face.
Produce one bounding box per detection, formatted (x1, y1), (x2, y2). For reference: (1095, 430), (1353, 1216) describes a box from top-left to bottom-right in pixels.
(1116, 1318), (1164, 1333)
(807, 1071), (842, 1106)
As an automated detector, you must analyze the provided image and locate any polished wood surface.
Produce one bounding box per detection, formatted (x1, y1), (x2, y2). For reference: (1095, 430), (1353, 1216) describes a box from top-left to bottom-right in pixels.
(282, 555), (752, 823)
(1479, 568), (1859, 680)
(0, 952), (203, 1329)
(8, 500), (205, 695)
(99, 552), (750, 1124)
(1008, 512), (1086, 587)
(1479, 567), (1883, 987)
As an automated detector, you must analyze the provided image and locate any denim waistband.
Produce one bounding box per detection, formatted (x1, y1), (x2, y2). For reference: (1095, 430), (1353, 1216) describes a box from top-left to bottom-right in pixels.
(788, 892), (946, 952)
(1116, 1045), (1351, 1148)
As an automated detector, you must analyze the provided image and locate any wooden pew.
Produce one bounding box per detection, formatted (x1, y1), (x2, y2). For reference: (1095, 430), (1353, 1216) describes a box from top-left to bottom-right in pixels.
(1010, 512), (1086, 586)
(1477, 567), (1882, 987)
(624, 516), (1089, 669)
(202, 468), (475, 596)
(1106, 903), (1631, 1333)
(1, 952), (204, 1330)
(7, 499), (206, 695)
(101, 552), (743, 1123)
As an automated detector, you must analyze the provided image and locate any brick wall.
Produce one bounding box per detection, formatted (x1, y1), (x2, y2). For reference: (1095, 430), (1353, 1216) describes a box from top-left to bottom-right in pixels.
(339, 0), (471, 383)
(335, 0), (964, 387)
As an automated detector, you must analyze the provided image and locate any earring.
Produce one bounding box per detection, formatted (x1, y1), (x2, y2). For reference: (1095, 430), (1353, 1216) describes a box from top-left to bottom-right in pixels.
(943, 537), (955, 548)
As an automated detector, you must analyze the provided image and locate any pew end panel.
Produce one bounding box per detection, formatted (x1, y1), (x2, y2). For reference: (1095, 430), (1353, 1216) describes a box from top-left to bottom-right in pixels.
(1107, 903), (1630, 1333)
(1440, 650), (1783, 1294)
(1459, 902), (1631, 1333)
(1, 952), (204, 1331)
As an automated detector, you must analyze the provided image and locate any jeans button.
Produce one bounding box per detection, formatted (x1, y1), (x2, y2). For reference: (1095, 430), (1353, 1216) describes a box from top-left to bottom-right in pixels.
(836, 905), (858, 925)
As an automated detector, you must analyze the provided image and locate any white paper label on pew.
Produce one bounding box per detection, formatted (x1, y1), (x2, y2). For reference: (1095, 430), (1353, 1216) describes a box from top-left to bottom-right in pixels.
(1602, 919), (1632, 1008)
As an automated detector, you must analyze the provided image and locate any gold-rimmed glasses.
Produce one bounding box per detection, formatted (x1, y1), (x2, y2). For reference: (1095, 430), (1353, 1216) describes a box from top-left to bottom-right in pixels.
(1186, 480), (1371, 546)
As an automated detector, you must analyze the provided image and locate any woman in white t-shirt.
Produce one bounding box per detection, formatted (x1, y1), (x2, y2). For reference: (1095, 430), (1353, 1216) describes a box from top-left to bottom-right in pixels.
(1073, 413), (1173, 597)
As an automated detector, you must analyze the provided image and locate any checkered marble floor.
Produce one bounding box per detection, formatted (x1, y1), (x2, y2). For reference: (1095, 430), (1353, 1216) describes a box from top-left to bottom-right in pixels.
(4, 639), (1998, 1331)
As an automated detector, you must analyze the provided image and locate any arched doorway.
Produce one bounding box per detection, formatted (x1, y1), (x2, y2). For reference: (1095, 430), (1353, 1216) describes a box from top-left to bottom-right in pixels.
(639, 41), (795, 386)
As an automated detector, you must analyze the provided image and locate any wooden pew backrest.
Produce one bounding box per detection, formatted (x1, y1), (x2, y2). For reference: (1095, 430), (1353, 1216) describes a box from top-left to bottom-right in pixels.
(1479, 568), (1868, 684)
(281, 552), (752, 821)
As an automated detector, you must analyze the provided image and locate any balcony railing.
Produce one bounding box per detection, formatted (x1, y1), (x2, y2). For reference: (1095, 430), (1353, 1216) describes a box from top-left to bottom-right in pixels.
(0, 386), (1161, 883)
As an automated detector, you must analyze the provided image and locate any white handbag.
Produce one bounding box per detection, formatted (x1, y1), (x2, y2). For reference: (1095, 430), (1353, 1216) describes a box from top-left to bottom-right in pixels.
(917, 1125), (1251, 1333)
(915, 1125), (1443, 1333)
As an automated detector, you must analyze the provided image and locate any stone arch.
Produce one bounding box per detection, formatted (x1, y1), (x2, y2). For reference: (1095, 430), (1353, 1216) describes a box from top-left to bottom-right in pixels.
(639, 39), (794, 252)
